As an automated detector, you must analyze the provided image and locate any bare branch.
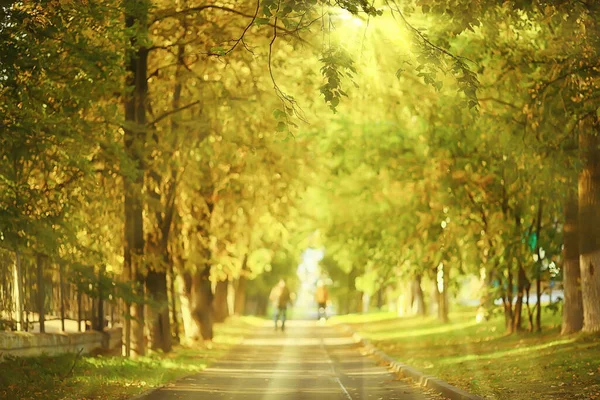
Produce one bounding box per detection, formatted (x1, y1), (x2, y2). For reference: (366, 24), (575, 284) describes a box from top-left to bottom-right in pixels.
(479, 97), (522, 110)
(152, 4), (258, 23)
(224, 0), (260, 56)
(147, 100), (201, 127)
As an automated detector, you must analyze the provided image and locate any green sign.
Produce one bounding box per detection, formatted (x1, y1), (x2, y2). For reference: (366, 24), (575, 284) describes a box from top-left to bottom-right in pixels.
(528, 233), (538, 252)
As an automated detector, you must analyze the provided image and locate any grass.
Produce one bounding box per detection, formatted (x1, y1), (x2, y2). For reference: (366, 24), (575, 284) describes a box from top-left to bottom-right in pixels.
(334, 308), (600, 400)
(0, 317), (253, 400)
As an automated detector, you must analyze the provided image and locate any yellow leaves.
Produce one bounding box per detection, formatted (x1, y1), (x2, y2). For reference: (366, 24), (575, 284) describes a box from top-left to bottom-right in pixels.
(451, 169), (466, 181)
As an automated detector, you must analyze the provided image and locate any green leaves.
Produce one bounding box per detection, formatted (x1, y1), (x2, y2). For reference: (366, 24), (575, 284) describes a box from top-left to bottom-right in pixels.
(319, 47), (356, 112)
(453, 61), (480, 109)
(254, 17), (270, 27)
(210, 47), (227, 56)
(337, 0), (382, 16)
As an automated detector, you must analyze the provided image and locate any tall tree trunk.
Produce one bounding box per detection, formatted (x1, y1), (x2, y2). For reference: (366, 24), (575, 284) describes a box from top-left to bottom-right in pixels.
(145, 195), (174, 353)
(169, 257), (180, 343)
(77, 289), (82, 332)
(13, 249), (23, 331)
(146, 268), (171, 352)
(505, 210), (522, 334)
(534, 199), (544, 332)
(412, 275), (426, 315)
(435, 264), (449, 323)
(179, 267), (213, 341)
(501, 186), (515, 332)
(94, 265), (105, 331)
(347, 267), (359, 314)
(356, 291), (364, 313)
(145, 190), (175, 353)
(579, 118), (600, 333)
(24, 261), (30, 332)
(234, 254), (249, 315)
(213, 280), (229, 323)
(59, 262), (66, 332)
(525, 283), (534, 332)
(345, 270), (353, 314)
(504, 266), (514, 333)
(376, 285), (384, 309)
(145, 37), (184, 352)
(179, 271), (201, 340)
(36, 253), (45, 333)
(397, 279), (412, 316)
(512, 263), (527, 332)
(193, 266), (214, 341)
(562, 195), (584, 334)
(512, 207), (526, 331)
(234, 277), (247, 316)
(123, 0), (149, 358)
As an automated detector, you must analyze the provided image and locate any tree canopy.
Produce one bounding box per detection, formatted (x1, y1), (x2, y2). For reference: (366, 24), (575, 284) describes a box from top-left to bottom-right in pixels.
(2, 0), (600, 360)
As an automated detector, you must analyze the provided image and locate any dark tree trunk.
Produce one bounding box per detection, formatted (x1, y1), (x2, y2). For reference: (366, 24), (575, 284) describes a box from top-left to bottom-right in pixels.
(562, 195), (584, 334)
(213, 280), (229, 323)
(346, 267), (359, 314)
(412, 275), (426, 315)
(183, 189), (215, 340)
(345, 270), (353, 314)
(193, 266), (214, 340)
(579, 118), (600, 333)
(501, 187), (515, 332)
(91, 296), (97, 331)
(146, 269), (171, 352)
(145, 37), (185, 351)
(504, 266), (514, 333)
(77, 290), (82, 332)
(356, 291), (364, 313)
(145, 30), (186, 352)
(511, 211), (529, 332)
(534, 199), (544, 332)
(59, 262), (66, 332)
(123, 0), (149, 358)
(36, 253), (46, 333)
(512, 263), (527, 332)
(525, 283), (534, 332)
(180, 266), (214, 341)
(234, 254), (249, 316)
(94, 266), (105, 331)
(145, 197), (174, 353)
(376, 286), (384, 309)
(234, 277), (247, 316)
(435, 264), (449, 323)
(144, 194), (174, 353)
(169, 257), (180, 342)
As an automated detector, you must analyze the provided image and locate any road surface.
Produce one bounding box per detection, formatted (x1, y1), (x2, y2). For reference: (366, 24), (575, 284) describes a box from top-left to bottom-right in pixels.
(139, 321), (442, 400)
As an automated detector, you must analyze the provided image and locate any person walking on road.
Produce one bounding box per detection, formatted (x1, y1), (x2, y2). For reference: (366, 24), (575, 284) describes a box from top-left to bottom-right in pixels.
(315, 280), (329, 320)
(270, 279), (291, 331)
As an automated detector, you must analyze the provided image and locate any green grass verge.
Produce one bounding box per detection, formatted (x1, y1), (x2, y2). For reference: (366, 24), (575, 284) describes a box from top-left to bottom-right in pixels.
(334, 308), (600, 400)
(0, 317), (253, 400)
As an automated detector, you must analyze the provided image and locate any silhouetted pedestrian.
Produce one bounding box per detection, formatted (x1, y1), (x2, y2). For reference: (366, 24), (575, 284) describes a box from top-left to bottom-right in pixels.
(270, 279), (291, 331)
(315, 280), (329, 320)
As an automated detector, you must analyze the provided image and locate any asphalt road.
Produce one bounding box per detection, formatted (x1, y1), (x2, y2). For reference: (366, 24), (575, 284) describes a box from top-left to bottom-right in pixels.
(139, 321), (441, 400)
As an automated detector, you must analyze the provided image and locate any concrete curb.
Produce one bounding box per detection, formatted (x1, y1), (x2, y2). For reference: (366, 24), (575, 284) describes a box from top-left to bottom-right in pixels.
(341, 324), (485, 400)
